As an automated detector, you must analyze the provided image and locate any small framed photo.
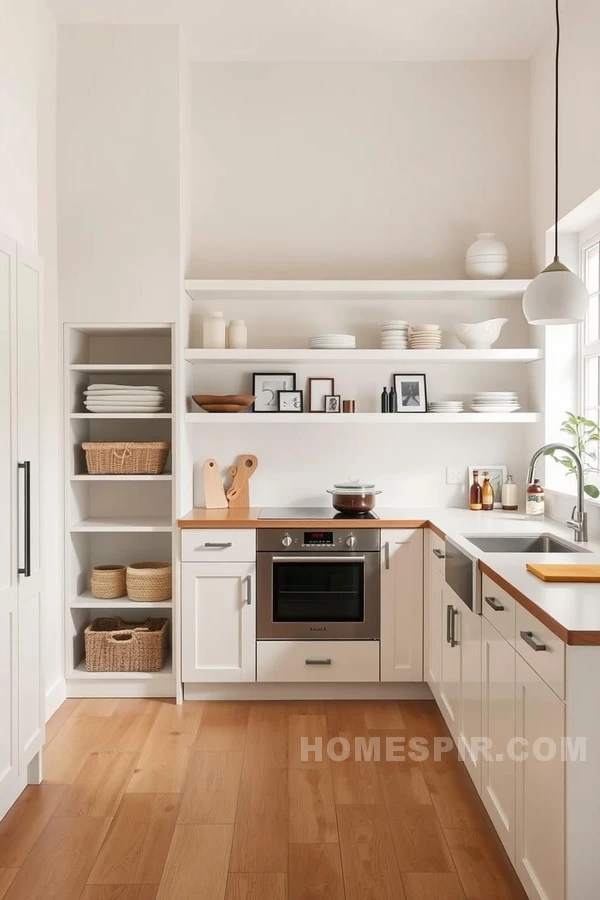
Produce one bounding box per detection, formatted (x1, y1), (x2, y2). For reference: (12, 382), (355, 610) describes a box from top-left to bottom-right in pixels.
(308, 377), (335, 412)
(468, 466), (507, 508)
(278, 389), (303, 413)
(253, 373), (296, 412)
(325, 394), (341, 413)
(394, 374), (428, 413)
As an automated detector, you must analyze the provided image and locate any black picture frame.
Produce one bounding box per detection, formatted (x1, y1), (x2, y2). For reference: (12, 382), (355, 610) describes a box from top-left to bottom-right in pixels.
(393, 374), (428, 413)
(277, 389), (304, 413)
(324, 394), (341, 413)
(252, 373), (296, 412)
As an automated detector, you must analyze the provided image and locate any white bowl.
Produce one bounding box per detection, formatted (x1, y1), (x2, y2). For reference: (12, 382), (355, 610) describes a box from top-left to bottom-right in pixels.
(453, 318), (508, 350)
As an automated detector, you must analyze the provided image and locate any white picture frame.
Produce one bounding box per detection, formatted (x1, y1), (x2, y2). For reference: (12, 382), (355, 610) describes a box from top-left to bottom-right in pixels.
(468, 465), (507, 508)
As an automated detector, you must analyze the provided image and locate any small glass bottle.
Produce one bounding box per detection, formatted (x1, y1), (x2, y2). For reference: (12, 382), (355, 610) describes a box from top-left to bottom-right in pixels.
(501, 474), (518, 510)
(389, 385), (398, 413)
(381, 387), (389, 413)
(526, 479), (545, 519)
(469, 470), (483, 511)
(482, 471), (494, 511)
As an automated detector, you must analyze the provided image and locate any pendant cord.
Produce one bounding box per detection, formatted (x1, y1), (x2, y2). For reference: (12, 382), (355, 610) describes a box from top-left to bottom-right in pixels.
(554, 0), (560, 261)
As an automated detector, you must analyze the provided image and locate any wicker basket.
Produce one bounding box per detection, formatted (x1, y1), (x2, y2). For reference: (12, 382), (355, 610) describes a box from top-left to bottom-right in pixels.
(82, 441), (171, 475)
(126, 562), (172, 602)
(84, 617), (169, 672)
(90, 565), (127, 599)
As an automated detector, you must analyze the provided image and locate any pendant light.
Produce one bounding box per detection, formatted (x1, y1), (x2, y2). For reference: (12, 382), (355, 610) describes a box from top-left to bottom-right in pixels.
(522, 0), (588, 325)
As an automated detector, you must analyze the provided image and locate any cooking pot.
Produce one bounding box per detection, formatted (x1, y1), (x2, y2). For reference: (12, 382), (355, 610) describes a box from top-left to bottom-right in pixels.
(327, 480), (382, 513)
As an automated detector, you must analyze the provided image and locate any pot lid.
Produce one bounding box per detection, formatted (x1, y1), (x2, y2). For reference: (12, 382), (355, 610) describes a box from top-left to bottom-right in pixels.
(330, 480), (378, 494)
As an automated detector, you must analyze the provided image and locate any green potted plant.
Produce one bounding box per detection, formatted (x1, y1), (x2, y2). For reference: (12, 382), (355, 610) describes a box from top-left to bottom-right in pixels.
(546, 412), (600, 498)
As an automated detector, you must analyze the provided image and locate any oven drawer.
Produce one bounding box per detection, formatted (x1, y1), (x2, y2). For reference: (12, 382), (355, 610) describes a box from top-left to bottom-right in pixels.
(181, 529), (255, 563)
(256, 640), (380, 682)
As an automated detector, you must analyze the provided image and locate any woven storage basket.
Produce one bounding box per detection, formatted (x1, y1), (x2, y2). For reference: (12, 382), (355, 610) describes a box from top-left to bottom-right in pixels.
(90, 565), (127, 599)
(84, 617), (169, 672)
(82, 441), (171, 475)
(126, 562), (172, 602)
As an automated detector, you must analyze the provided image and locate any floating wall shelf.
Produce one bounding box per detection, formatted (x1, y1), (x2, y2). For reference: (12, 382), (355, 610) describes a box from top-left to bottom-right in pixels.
(185, 412), (542, 425)
(184, 349), (542, 365)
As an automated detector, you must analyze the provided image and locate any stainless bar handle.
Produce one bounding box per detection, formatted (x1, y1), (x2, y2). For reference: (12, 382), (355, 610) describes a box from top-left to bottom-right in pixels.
(451, 607), (459, 647)
(384, 541), (390, 570)
(271, 555), (366, 563)
(305, 658), (332, 666)
(446, 604), (453, 644)
(520, 630), (546, 652)
(245, 574), (252, 605)
(18, 461), (31, 578)
(485, 595), (505, 612)
(432, 548), (445, 559)
(197, 542), (233, 550)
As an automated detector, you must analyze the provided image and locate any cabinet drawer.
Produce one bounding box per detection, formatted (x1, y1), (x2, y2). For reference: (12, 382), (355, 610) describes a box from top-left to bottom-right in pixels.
(429, 530), (446, 575)
(516, 604), (565, 700)
(257, 641), (380, 682)
(482, 574), (516, 645)
(181, 529), (256, 562)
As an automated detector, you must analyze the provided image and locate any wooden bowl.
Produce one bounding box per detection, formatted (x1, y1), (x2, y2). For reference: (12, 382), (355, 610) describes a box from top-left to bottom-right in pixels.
(192, 394), (255, 413)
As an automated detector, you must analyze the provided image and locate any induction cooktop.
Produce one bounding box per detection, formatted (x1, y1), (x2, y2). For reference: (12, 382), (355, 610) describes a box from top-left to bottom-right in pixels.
(258, 507), (379, 520)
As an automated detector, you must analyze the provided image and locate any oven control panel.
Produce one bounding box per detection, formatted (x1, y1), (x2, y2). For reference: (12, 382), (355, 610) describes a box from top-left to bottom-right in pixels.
(257, 529), (380, 553)
(303, 531), (334, 546)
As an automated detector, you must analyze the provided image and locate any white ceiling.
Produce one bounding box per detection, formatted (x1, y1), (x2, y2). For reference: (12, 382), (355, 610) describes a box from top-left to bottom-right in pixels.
(46, 0), (559, 61)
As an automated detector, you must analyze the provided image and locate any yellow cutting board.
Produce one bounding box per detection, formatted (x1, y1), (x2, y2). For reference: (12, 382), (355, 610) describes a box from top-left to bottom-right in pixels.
(526, 563), (600, 582)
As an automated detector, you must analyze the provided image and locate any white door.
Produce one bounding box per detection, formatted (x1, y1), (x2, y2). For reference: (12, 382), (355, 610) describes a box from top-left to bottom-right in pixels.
(182, 562), (256, 683)
(425, 544), (444, 698)
(439, 589), (461, 741)
(457, 602), (482, 791)
(380, 529), (423, 681)
(481, 618), (516, 862)
(516, 655), (565, 900)
(0, 234), (19, 810)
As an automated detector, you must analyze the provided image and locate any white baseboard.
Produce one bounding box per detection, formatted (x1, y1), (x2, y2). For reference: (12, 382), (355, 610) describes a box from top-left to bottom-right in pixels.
(45, 676), (66, 721)
(183, 682), (433, 701)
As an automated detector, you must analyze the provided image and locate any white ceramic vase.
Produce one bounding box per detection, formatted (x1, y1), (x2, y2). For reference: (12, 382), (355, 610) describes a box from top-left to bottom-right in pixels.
(203, 311), (227, 349)
(465, 233), (508, 279)
(227, 319), (248, 349)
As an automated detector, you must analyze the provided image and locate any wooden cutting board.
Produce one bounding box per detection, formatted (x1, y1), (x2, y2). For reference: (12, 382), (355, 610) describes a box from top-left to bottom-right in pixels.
(526, 563), (600, 582)
(203, 458), (228, 509)
(226, 455), (258, 508)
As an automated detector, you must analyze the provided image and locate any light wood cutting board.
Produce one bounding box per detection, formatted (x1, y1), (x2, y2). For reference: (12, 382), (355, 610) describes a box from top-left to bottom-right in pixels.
(526, 563), (600, 582)
(226, 455), (258, 508)
(203, 458), (228, 509)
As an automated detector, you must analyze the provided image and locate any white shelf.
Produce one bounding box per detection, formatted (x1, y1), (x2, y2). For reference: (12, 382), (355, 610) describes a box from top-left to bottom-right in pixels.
(70, 412), (172, 419)
(71, 592), (172, 609)
(185, 412), (542, 424)
(185, 278), (530, 302)
(70, 658), (173, 680)
(70, 474), (172, 482)
(69, 363), (172, 372)
(184, 348), (541, 365)
(70, 516), (172, 533)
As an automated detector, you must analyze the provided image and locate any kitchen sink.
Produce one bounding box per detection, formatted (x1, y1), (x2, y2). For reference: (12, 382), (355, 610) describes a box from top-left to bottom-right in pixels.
(463, 533), (590, 554)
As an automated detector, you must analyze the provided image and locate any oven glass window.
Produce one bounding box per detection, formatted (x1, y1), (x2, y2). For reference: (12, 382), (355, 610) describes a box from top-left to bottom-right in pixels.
(272, 561), (364, 622)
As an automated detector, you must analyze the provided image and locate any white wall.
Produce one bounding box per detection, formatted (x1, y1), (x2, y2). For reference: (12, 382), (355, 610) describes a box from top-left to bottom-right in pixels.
(57, 24), (183, 322)
(0, 0), (38, 249)
(189, 61), (531, 279)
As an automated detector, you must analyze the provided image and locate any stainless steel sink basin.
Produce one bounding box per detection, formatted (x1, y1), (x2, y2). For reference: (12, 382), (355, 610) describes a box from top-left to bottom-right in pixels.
(463, 533), (590, 554)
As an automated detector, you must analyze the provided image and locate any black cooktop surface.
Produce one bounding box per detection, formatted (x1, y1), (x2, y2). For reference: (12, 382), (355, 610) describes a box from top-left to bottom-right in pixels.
(258, 507), (379, 520)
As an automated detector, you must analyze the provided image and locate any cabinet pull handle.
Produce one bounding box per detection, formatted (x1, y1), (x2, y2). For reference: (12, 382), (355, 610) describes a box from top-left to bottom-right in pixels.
(485, 595), (505, 612)
(18, 461), (31, 578)
(245, 574), (252, 605)
(384, 541), (390, 570)
(520, 630), (546, 652)
(198, 542), (233, 550)
(446, 604), (453, 644)
(305, 658), (332, 666)
(451, 607), (459, 647)
(432, 548), (445, 559)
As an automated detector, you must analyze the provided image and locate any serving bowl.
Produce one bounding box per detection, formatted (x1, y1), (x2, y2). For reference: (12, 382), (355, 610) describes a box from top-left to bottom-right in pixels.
(453, 318), (508, 350)
(192, 394), (255, 413)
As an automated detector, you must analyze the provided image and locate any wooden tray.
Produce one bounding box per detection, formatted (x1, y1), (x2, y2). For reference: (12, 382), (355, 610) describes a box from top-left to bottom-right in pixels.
(526, 563), (600, 582)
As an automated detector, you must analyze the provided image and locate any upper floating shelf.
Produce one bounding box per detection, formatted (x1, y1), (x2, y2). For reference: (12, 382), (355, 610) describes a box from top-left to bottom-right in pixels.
(184, 279), (531, 302)
(184, 349), (542, 365)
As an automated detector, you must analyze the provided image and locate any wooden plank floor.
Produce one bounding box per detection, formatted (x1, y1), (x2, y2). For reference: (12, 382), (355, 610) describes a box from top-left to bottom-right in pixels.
(0, 699), (527, 900)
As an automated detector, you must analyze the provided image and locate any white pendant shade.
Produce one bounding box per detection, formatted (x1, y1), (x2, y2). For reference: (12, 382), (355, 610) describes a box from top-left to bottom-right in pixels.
(523, 260), (588, 325)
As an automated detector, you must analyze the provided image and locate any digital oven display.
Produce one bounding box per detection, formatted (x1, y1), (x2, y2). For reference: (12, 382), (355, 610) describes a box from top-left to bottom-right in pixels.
(304, 531), (334, 545)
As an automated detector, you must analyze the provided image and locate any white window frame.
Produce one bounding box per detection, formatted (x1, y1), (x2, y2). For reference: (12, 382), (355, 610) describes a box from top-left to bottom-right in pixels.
(579, 224), (600, 424)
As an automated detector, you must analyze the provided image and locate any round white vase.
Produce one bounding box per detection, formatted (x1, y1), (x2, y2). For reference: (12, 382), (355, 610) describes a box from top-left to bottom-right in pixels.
(203, 311), (227, 349)
(227, 319), (248, 349)
(465, 233), (508, 279)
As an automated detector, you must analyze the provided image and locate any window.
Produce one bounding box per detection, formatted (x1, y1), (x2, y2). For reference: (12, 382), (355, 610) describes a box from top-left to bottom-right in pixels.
(580, 232), (600, 423)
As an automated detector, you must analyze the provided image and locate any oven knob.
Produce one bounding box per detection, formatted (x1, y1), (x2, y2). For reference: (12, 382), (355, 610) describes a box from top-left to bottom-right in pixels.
(345, 534), (357, 548)
(281, 534), (293, 547)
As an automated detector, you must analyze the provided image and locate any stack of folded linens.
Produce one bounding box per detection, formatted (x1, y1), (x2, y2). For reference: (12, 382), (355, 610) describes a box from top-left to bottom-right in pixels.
(84, 384), (165, 413)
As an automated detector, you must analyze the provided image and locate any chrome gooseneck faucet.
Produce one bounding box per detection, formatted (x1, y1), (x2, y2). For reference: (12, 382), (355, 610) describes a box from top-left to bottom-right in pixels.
(527, 444), (588, 542)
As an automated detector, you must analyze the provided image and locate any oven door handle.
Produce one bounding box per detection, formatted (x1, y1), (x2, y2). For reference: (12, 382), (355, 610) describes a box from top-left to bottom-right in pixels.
(270, 555), (366, 563)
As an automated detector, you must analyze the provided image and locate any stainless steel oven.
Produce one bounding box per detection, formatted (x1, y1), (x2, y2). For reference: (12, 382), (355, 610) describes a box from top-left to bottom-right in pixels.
(256, 528), (381, 640)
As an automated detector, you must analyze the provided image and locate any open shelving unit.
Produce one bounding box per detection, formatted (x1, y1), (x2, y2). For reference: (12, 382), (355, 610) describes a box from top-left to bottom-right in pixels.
(64, 323), (176, 698)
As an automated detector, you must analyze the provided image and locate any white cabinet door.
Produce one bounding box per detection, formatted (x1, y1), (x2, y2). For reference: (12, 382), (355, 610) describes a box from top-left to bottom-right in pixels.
(481, 618), (516, 862)
(0, 233), (19, 811)
(457, 601), (482, 791)
(380, 529), (423, 681)
(16, 246), (44, 774)
(439, 590), (461, 741)
(425, 533), (445, 698)
(516, 655), (565, 900)
(182, 563), (256, 683)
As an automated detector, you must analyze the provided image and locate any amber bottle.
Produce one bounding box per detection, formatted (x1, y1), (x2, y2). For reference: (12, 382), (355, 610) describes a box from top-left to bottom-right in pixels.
(482, 471), (494, 511)
(469, 470), (483, 511)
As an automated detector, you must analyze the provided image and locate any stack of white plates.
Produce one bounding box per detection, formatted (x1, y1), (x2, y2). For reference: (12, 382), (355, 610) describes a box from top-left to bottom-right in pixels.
(84, 383), (165, 413)
(381, 320), (408, 349)
(409, 325), (442, 350)
(429, 400), (464, 414)
(308, 334), (356, 350)
(470, 391), (520, 413)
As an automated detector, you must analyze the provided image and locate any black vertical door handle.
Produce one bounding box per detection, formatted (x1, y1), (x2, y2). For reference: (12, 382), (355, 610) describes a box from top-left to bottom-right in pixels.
(18, 461), (31, 577)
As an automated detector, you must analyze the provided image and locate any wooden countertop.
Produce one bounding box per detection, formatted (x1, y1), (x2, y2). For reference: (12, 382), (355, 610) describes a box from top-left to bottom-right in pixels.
(177, 507), (429, 530)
